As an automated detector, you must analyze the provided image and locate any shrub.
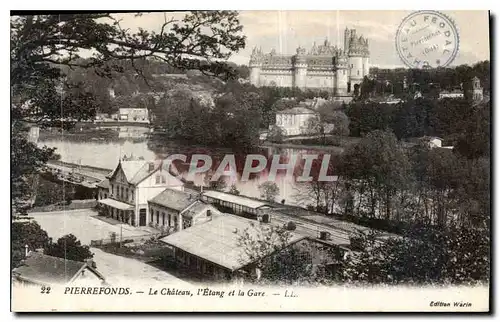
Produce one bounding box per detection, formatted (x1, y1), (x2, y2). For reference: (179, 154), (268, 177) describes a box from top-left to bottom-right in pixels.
(349, 236), (365, 251)
(286, 221), (297, 231)
(109, 232), (117, 243)
(267, 125), (285, 143)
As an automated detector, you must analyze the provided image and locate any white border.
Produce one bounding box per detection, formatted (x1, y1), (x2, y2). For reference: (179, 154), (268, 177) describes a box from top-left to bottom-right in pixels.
(2, 1), (497, 321)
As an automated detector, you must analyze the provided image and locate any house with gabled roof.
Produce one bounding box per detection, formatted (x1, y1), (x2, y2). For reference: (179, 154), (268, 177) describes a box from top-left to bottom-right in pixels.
(273, 106), (319, 136)
(160, 213), (306, 280)
(97, 159), (185, 227)
(12, 252), (106, 287)
(148, 188), (222, 233)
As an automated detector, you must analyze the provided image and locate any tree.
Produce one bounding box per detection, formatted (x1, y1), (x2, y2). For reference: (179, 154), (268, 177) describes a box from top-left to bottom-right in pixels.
(453, 102), (490, 159)
(204, 171), (228, 192)
(300, 180), (344, 216)
(346, 102), (397, 137)
(330, 110), (350, 146)
(11, 12), (246, 215)
(235, 222), (313, 284)
(45, 234), (93, 262)
(408, 140), (489, 229)
(234, 64), (250, 79)
(153, 84), (263, 149)
(360, 76), (376, 100)
(258, 182), (280, 202)
(353, 83), (361, 98)
(12, 221), (50, 268)
(267, 125), (284, 143)
(285, 221), (297, 231)
(341, 225), (489, 285)
(339, 130), (411, 220)
(228, 184), (240, 195)
(213, 91), (263, 149)
(307, 115), (329, 144)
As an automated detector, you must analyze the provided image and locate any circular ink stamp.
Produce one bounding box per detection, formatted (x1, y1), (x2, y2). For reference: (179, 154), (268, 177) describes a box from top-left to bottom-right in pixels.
(395, 11), (459, 68)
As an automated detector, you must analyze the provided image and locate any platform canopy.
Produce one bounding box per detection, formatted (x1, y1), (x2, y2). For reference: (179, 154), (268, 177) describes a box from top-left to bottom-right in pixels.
(98, 198), (134, 211)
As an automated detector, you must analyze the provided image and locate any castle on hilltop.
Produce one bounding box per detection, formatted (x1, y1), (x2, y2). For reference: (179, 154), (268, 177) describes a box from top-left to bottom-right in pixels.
(249, 28), (370, 97)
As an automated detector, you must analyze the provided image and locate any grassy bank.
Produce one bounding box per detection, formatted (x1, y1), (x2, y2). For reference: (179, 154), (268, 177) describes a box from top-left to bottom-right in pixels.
(260, 142), (344, 153)
(95, 238), (170, 263)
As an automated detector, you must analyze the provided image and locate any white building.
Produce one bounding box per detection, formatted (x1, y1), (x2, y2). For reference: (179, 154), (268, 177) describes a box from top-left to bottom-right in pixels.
(471, 76), (484, 102)
(201, 190), (273, 220)
(97, 160), (185, 227)
(148, 188), (222, 233)
(12, 252), (106, 287)
(273, 106), (319, 136)
(118, 108), (149, 122)
(426, 137), (454, 150)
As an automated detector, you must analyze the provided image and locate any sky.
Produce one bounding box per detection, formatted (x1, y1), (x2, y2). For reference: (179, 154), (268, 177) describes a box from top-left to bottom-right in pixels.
(115, 10), (490, 69)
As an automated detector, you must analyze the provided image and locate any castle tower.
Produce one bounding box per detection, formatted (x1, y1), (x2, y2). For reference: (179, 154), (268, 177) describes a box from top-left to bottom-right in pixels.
(347, 29), (369, 90)
(335, 55), (349, 96)
(293, 46), (308, 90)
(249, 47), (262, 86)
(347, 29), (363, 88)
(344, 27), (350, 55)
(471, 76), (484, 101)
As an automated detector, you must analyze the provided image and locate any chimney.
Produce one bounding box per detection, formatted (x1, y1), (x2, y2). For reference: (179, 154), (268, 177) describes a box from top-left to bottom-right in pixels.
(24, 244), (29, 258)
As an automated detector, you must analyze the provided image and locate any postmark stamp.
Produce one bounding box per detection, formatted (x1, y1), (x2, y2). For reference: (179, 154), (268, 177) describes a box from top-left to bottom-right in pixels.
(396, 10), (459, 68)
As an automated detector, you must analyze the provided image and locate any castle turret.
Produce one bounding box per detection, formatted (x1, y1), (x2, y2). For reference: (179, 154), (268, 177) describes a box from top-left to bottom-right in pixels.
(249, 46), (262, 86)
(471, 76), (484, 102)
(293, 46), (307, 89)
(347, 29), (370, 89)
(344, 27), (350, 55)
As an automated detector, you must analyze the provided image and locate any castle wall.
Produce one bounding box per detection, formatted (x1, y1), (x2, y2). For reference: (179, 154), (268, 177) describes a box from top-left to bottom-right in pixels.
(294, 65), (308, 89)
(255, 67), (348, 93)
(259, 69), (294, 87)
(304, 71), (335, 91)
(335, 68), (348, 96)
(249, 65), (261, 86)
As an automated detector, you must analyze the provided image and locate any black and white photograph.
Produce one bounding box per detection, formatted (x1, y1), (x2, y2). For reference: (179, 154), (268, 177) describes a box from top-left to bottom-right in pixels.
(9, 9), (491, 312)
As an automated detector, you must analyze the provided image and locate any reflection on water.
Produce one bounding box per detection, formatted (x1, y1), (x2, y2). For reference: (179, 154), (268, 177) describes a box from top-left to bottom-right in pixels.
(39, 127), (339, 206)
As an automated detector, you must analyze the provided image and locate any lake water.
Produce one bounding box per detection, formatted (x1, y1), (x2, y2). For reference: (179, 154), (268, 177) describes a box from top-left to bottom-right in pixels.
(38, 126), (339, 207)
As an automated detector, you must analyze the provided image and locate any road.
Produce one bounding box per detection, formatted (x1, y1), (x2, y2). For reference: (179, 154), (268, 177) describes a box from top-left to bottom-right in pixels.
(29, 209), (190, 285)
(92, 248), (190, 286)
(29, 209), (150, 244)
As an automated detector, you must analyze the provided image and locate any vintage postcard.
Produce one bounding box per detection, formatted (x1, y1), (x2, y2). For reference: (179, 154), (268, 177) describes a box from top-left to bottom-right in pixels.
(10, 10), (490, 312)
